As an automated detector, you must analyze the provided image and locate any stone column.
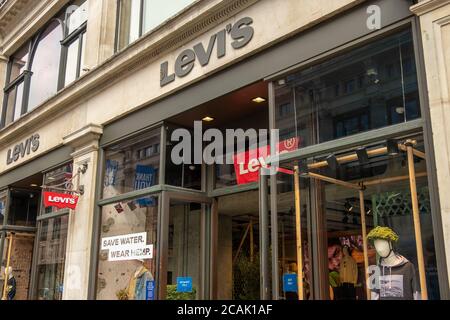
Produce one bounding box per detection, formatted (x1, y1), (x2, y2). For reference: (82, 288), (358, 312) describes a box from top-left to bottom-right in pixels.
(83, 0), (117, 72)
(62, 124), (103, 300)
(411, 0), (450, 298)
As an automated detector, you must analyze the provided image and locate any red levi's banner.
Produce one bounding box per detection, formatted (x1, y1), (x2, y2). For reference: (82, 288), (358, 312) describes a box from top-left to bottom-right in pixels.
(233, 137), (300, 185)
(43, 191), (79, 210)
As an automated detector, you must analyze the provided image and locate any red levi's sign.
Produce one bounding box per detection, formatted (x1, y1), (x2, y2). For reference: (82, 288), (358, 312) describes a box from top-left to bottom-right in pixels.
(43, 191), (79, 210)
(233, 137), (300, 185)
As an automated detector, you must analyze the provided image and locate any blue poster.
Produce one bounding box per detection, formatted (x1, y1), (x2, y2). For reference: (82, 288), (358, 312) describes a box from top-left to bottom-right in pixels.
(134, 165), (156, 207)
(146, 280), (155, 300)
(283, 273), (298, 293)
(104, 159), (119, 187)
(176, 277), (193, 293)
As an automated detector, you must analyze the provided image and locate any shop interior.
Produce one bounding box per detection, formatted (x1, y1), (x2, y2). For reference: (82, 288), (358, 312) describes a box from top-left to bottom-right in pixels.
(276, 133), (440, 300)
(0, 173), (41, 300)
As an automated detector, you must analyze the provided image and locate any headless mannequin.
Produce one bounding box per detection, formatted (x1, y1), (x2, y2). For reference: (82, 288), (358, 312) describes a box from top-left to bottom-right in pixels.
(371, 239), (419, 300)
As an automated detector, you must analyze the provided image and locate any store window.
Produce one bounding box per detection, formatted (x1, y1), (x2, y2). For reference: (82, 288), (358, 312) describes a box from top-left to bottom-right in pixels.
(0, 1), (87, 128)
(28, 20), (64, 111)
(103, 128), (161, 198)
(116, 0), (195, 51)
(6, 189), (39, 227)
(61, 0), (88, 86)
(0, 190), (6, 225)
(165, 125), (202, 190)
(35, 163), (73, 300)
(274, 28), (420, 148)
(276, 133), (439, 300)
(97, 196), (158, 300)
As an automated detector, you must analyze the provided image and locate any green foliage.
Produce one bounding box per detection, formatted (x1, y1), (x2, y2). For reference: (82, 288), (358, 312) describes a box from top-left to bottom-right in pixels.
(367, 226), (399, 242)
(166, 284), (196, 300)
(233, 253), (260, 300)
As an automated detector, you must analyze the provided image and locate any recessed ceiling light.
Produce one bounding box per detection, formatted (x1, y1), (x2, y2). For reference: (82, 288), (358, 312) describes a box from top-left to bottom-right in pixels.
(30, 184), (38, 187)
(202, 116), (214, 122)
(252, 97), (266, 103)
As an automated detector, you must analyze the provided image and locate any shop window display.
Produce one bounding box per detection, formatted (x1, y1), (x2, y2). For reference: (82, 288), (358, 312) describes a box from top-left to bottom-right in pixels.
(103, 129), (160, 197)
(276, 133), (439, 300)
(97, 197), (158, 300)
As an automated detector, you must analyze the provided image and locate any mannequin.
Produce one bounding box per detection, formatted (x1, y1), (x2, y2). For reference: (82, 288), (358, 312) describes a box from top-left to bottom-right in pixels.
(339, 246), (358, 300)
(126, 260), (153, 300)
(2, 267), (16, 300)
(368, 226), (420, 300)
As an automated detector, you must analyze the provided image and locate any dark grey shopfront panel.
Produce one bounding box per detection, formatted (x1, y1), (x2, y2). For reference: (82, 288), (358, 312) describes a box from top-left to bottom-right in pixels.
(101, 0), (413, 145)
(0, 146), (72, 188)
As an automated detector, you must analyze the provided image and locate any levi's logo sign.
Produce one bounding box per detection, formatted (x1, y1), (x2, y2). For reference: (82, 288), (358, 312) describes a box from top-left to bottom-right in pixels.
(160, 17), (254, 87)
(6, 134), (40, 165)
(43, 191), (79, 210)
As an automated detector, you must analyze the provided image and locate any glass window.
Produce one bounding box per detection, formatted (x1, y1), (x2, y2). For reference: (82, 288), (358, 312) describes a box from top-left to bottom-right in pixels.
(117, 0), (195, 51)
(142, 0), (195, 33)
(28, 20), (63, 111)
(165, 125), (202, 190)
(274, 29), (420, 148)
(35, 215), (69, 300)
(64, 40), (80, 86)
(103, 129), (161, 198)
(65, 0), (88, 35)
(97, 197), (159, 300)
(9, 44), (29, 82)
(2, 82), (24, 127)
(7, 189), (39, 227)
(277, 133), (439, 300)
(0, 190), (7, 226)
(62, 0), (88, 86)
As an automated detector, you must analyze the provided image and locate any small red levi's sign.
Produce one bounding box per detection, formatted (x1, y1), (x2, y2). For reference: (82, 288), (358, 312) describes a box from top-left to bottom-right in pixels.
(43, 191), (79, 210)
(233, 137), (300, 185)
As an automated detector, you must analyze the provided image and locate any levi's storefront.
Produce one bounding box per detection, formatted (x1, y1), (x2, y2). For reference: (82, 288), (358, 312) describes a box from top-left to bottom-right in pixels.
(92, 0), (448, 301)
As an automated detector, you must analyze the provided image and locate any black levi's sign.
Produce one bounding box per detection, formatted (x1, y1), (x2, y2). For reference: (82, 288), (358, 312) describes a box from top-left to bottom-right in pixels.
(160, 17), (254, 87)
(6, 134), (40, 165)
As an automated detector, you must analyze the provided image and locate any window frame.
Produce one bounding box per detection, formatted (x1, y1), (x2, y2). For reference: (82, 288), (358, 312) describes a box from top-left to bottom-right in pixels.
(1, 1), (87, 129)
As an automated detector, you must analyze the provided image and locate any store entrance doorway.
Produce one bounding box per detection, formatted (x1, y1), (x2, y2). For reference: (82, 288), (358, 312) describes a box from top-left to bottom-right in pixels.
(0, 174), (41, 300)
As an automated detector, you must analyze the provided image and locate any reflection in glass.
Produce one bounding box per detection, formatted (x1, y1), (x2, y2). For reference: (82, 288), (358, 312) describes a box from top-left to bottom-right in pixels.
(36, 215), (68, 300)
(7, 189), (39, 227)
(64, 40), (80, 86)
(274, 29), (420, 148)
(103, 129), (160, 198)
(28, 21), (63, 111)
(277, 133), (439, 300)
(42, 163), (73, 215)
(142, 0), (194, 33)
(167, 201), (201, 300)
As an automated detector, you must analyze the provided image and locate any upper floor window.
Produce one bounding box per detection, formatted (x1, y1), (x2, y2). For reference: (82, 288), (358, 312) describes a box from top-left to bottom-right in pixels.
(1, 0), (87, 129)
(116, 0), (196, 51)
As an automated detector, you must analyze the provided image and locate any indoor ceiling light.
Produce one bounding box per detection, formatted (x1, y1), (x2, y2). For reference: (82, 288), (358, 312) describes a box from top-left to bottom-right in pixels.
(202, 116), (214, 122)
(252, 97), (266, 103)
(30, 184), (38, 187)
